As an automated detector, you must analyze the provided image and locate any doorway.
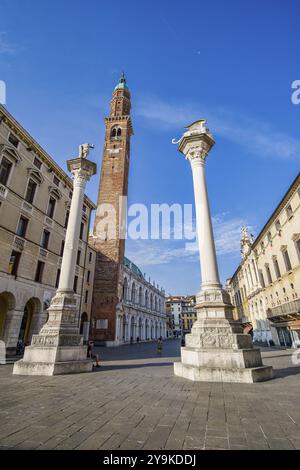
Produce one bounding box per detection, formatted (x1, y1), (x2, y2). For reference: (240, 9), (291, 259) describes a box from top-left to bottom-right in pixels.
(277, 327), (292, 348)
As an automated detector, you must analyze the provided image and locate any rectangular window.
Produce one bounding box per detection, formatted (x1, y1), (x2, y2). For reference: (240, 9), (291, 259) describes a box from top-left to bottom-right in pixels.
(282, 249), (292, 272)
(252, 260), (258, 281)
(286, 204), (293, 219)
(47, 196), (56, 219)
(89, 252), (92, 263)
(16, 216), (29, 238)
(8, 133), (19, 148)
(83, 205), (87, 213)
(296, 239), (300, 262)
(85, 290), (89, 304)
(35, 261), (45, 283)
(73, 275), (78, 293)
(265, 264), (272, 284)
(96, 319), (108, 329)
(87, 270), (91, 283)
(55, 269), (61, 288)
(25, 179), (37, 204)
(258, 270), (266, 288)
(60, 240), (65, 257)
(41, 229), (50, 249)
(64, 210), (70, 228)
(80, 222), (85, 240)
(53, 175), (60, 187)
(267, 231), (272, 244)
(33, 156), (42, 169)
(273, 258), (281, 279)
(76, 250), (81, 265)
(0, 157), (13, 186)
(8, 250), (21, 275)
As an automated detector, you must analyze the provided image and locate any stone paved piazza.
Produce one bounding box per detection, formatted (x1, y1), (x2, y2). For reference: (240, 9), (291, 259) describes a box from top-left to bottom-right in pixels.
(0, 339), (300, 450)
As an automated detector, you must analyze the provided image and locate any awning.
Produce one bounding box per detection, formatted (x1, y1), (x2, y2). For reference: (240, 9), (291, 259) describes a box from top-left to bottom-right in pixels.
(290, 320), (300, 330)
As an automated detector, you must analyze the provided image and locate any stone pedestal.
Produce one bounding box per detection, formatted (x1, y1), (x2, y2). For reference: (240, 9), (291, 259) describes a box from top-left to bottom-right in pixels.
(173, 121), (273, 383)
(174, 289), (273, 383)
(13, 148), (96, 376)
(13, 291), (92, 376)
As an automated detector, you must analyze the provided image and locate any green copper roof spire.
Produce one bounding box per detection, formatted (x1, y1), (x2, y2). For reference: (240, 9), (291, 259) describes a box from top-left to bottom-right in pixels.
(114, 71), (129, 91)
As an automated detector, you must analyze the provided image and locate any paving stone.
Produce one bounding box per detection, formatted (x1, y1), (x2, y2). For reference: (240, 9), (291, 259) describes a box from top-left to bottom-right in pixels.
(229, 444), (249, 450)
(268, 438), (295, 450)
(229, 436), (248, 447)
(205, 437), (229, 449)
(0, 341), (299, 451)
(246, 439), (269, 449)
(206, 427), (228, 438)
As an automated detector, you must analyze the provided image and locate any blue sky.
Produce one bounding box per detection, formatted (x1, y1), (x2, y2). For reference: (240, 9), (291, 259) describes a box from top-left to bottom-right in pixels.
(1, 0), (299, 294)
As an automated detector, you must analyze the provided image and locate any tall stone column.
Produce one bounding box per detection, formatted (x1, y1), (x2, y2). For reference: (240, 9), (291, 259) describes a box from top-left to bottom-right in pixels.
(173, 121), (273, 383)
(13, 147), (96, 376)
(190, 148), (221, 291)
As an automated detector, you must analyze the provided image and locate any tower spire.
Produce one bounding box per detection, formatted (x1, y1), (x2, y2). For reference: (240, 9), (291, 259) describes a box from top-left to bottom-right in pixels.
(114, 71), (129, 91)
(110, 71), (131, 117)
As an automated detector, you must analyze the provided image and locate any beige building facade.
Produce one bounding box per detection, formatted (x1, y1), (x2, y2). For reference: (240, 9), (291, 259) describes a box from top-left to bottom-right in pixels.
(165, 295), (197, 337)
(228, 173), (300, 348)
(181, 296), (197, 334)
(117, 257), (166, 343)
(0, 105), (96, 355)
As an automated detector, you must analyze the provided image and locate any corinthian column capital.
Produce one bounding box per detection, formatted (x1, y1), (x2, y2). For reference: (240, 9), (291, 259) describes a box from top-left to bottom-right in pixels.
(67, 156), (97, 185)
(71, 167), (93, 187)
(185, 142), (211, 165)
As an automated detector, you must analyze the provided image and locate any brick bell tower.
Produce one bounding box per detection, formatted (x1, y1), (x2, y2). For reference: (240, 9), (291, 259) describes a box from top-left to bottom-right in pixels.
(90, 73), (133, 345)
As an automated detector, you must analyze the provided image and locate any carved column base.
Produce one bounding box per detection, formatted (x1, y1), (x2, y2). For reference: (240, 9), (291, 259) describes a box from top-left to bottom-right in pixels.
(13, 292), (93, 376)
(174, 288), (273, 383)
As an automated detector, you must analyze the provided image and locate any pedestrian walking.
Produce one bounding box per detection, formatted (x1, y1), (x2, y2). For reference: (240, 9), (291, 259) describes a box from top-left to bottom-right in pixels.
(157, 338), (163, 354)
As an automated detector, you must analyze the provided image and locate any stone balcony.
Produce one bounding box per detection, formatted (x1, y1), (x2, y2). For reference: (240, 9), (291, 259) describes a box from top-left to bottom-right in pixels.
(266, 298), (300, 320)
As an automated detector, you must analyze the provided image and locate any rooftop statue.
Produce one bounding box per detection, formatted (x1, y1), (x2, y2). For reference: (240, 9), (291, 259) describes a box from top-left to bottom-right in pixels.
(79, 143), (95, 160)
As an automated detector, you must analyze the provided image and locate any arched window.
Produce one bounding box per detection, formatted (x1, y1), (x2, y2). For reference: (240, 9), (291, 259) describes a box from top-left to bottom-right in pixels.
(123, 278), (128, 301)
(131, 283), (136, 303)
(139, 286), (142, 305)
(111, 126), (122, 140)
(150, 293), (153, 311)
(145, 290), (148, 308)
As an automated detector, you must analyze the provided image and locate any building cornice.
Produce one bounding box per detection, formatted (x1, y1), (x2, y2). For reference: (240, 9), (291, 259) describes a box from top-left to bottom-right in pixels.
(0, 105), (96, 210)
(230, 172), (300, 282)
(251, 172), (300, 250)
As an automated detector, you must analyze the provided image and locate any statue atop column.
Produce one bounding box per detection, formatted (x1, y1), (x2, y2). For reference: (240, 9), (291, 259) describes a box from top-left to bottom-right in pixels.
(13, 144), (97, 376)
(173, 120), (273, 383)
(79, 143), (95, 159)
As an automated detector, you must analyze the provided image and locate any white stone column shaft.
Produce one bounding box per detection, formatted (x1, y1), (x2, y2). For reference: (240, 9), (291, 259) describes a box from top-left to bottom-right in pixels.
(58, 171), (86, 292)
(190, 157), (221, 290)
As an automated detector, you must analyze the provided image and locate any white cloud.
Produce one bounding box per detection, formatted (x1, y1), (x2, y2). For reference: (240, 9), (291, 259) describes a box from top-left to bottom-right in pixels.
(213, 213), (254, 256)
(135, 96), (300, 160)
(0, 33), (16, 55)
(126, 213), (250, 268)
